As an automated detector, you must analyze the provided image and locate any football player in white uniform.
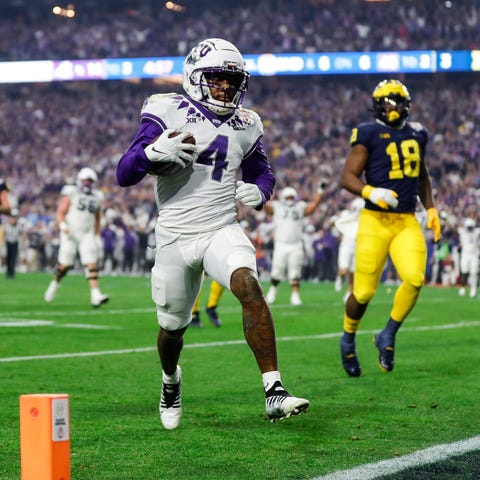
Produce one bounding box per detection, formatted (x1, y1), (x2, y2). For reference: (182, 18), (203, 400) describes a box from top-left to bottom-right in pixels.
(117, 38), (309, 429)
(264, 184), (324, 306)
(457, 218), (480, 298)
(44, 167), (109, 307)
(334, 197), (364, 303)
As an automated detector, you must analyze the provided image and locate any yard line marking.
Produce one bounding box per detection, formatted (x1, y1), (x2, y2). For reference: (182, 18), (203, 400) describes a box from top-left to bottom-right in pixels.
(1, 320), (478, 363)
(0, 319), (117, 329)
(313, 435), (480, 480)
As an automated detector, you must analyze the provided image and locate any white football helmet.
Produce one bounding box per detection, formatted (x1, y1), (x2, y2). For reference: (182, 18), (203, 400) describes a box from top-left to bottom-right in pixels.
(77, 167), (97, 193)
(280, 187), (297, 206)
(183, 38), (249, 115)
(464, 218), (476, 229)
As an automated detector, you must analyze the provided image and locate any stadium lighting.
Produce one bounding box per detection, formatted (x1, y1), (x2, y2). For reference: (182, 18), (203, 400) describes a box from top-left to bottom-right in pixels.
(165, 2), (186, 13)
(52, 4), (76, 18)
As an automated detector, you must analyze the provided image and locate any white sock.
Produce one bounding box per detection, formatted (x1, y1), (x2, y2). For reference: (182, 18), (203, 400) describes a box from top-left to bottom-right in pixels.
(262, 371), (281, 392)
(163, 366), (180, 384)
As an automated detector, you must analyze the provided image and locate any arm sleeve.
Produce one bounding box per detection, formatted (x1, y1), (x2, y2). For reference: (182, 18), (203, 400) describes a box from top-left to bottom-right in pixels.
(240, 136), (275, 209)
(116, 122), (163, 187)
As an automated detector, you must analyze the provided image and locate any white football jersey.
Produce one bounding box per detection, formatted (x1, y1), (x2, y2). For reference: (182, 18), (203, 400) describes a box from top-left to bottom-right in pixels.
(61, 185), (103, 234)
(269, 200), (307, 244)
(458, 226), (480, 256)
(141, 93), (263, 233)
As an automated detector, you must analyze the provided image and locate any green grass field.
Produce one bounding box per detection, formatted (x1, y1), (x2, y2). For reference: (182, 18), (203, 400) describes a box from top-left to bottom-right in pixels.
(1, 273), (479, 479)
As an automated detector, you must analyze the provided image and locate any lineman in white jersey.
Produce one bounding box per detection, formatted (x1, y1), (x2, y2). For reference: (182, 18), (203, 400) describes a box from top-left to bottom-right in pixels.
(44, 167), (109, 307)
(457, 217), (480, 298)
(264, 183), (324, 306)
(117, 38), (309, 429)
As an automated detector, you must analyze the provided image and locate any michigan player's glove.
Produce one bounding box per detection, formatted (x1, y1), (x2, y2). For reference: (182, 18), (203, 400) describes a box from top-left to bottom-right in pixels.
(427, 207), (441, 242)
(361, 185), (398, 210)
(235, 181), (262, 208)
(144, 129), (196, 168)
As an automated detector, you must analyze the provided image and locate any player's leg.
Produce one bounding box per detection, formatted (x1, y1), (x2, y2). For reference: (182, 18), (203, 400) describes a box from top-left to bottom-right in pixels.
(287, 245), (304, 305)
(341, 210), (390, 377)
(266, 244), (287, 304)
(152, 230), (204, 429)
(191, 290), (202, 327)
(44, 234), (76, 302)
(204, 224), (309, 421)
(375, 216), (426, 372)
(79, 233), (109, 307)
(205, 280), (224, 327)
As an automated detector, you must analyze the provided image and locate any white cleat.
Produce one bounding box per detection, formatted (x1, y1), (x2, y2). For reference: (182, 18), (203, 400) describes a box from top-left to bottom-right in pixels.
(91, 292), (109, 307)
(44, 280), (58, 302)
(266, 286), (277, 304)
(265, 381), (309, 422)
(159, 366), (182, 430)
(290, 291), (302, 306)
(458, 287), (466, 297)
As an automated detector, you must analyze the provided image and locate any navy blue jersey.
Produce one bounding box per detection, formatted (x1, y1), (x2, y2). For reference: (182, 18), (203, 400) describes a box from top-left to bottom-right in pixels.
(350, 120), (428, 213)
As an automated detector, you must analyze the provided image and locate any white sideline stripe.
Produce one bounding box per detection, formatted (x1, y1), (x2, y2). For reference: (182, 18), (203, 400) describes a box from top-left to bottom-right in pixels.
(0, 319), (117, 329)
(1, 320), (478, 363)
(313, 435), (480, 480)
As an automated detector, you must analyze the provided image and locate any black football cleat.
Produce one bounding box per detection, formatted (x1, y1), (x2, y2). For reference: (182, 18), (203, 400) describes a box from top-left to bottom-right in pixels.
(374, 333), (395, 372)
(340, 338), (361, 377)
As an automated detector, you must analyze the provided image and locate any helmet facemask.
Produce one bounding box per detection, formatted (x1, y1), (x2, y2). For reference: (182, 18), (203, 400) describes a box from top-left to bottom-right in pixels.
(183, 38), (249, 116)
(372, 79), (411, 127)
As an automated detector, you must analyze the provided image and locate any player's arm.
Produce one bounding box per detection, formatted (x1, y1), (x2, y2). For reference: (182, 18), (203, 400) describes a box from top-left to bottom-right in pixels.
(0, 189), (12, 215)
(56, 195), (71, 233)
(237, 136), (275, 209)
(94, 210), (101, 236)
(304, 180), (327, 216)
(117, 121), (162, 187)
(340, 144), (369, 196)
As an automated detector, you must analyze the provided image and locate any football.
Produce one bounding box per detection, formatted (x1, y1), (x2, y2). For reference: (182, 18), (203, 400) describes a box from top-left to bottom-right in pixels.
(147, 131), (196, 177)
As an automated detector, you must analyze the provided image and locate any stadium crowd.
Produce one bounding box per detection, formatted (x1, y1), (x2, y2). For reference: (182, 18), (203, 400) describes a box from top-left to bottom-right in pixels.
(0, 0), (478, 61)
(0, 0), (479, 288)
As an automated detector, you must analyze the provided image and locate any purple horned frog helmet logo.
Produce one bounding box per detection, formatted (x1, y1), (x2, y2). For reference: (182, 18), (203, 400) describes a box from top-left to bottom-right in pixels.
(185, 41), (213, 66)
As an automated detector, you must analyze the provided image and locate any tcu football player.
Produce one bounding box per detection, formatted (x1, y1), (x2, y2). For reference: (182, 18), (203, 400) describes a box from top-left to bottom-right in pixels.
(44, 167), (109, 307)
(117, 38), (309, 429)
(264, 184), (324, 306)
(457, 217), (480, 298)
(339, 79), (441, 377)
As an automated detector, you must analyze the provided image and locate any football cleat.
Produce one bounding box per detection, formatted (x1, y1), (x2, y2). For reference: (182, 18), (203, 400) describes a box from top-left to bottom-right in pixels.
(91, 292), (109, 308)
(159, 366), (182, 430)
(205, 306), (221, 327)
(340, 338), (361, 377)
(190, 311), (202, 327)
(265, 381), (309, 422)
(265, 286), (277, 304)
(374, 333), (395, 372)
(44, 280), (58, 303)
(290, 291), (302, 306)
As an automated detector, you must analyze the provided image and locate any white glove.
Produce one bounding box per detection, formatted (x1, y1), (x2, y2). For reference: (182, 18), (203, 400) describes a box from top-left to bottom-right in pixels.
(362, 185), (398, 210)
(317, 179), (328, 194)
(59, 221), (69, 234)
(235, 181), (262, 208)
(144, 129), (196, 168)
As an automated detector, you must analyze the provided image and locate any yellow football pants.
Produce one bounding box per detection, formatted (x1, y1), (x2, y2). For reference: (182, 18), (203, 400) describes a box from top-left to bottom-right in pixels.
(353, 209), (427, 322)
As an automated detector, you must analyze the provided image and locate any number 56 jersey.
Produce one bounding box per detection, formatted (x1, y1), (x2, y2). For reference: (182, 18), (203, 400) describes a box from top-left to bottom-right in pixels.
(350, 120), (429, 213)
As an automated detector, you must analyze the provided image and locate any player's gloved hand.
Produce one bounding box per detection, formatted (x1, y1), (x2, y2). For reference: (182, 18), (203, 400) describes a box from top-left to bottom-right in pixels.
(317, 179), (328, 194)
(427, 207), (441, 242)
(361, 184), (398, 210)
(144, 129), (196, 168)
(59, 221), (69, 234)
(235, 181), (262, 208)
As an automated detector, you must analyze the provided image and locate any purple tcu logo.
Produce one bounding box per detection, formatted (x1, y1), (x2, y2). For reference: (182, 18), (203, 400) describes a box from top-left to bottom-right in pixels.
(186, 43), (213, 65)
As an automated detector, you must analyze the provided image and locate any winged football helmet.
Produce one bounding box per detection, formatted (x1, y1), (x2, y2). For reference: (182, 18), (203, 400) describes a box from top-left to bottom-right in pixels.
(77, 167), (97, 193)
(372, 79), (411, 127)
(183, 38), (249, 115)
